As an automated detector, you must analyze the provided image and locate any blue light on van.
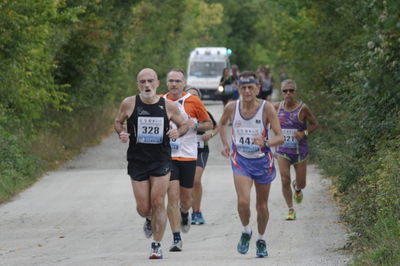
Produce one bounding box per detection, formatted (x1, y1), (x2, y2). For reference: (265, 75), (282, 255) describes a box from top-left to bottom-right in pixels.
(226, 49), (232, 55)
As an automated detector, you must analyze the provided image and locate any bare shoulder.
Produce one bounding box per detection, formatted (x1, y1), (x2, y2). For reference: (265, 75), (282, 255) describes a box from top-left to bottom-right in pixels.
(263, 101), (279, 125)
(122, 95), (136, 107)
(165, 98), (177, 109)
(224, 100), (236, 114)
(165, 98), (179, 115)
(219, 101), (236, 125)
(300, 102), (313, 115)
(116, 96), (136, 121)
(264, 101), (276, 113)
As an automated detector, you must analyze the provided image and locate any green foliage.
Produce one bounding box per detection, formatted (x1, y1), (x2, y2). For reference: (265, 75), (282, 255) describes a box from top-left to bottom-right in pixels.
(1, 2), (399, 264)
(129, 0), (224, 89)
(0, 125), (40, 202)
(352, 215), (400, 266)
(0, 0), (76, 131)
(176, 0), (224, 66)
(346, 136), (400, 231)
(216, 0), (400, 264)
(0, 0), (138, 202)
(53, 0), (138, 109)
(0, 0), (226, 203)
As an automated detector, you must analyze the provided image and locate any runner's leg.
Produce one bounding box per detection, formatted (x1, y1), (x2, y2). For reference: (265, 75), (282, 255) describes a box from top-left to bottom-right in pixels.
(254, 182), (272, 235)
(294, 159), (307, 190)
(192, 166), (204, 211)
(132, 179), (151, 218)
(233, 174), (253, 226)
(277, 156), (293, 208)
(149, 174), (170, 242)
(167, 180), (181, 233)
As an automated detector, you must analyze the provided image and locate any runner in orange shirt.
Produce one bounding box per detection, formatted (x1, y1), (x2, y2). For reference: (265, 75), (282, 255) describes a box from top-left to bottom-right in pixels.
(164, 69), (212, 252)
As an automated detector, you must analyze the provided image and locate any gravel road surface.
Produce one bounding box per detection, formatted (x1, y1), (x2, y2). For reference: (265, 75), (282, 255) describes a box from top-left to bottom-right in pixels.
(0, 100), (351, 266)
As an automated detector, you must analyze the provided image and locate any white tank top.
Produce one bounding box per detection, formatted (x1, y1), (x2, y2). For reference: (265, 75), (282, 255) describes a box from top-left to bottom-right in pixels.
(232, 100), (268, 159)
(164, 93), (198, 159)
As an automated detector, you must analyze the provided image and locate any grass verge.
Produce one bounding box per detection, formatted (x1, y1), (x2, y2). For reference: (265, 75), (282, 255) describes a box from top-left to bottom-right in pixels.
(0, 105), (117, 204)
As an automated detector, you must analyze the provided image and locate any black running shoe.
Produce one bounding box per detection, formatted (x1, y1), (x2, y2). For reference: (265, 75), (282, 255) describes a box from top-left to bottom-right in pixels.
(181, 211), (191, 233)
(143, 218), (152, 239)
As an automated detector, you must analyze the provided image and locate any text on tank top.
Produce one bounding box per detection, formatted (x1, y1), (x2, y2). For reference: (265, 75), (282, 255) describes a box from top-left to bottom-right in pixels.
(127, 96), (170, 161)
(232, 100), (269, 159)
(276, 101), (308, 154)
(163, 93), (198, 159)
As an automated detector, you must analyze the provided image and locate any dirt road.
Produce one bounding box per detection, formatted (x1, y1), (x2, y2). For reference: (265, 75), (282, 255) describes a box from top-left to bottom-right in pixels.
(0, 100), (351, 266)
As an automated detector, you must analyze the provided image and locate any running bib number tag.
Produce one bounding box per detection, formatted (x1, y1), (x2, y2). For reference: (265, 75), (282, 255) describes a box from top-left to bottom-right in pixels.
(234, 127), (261, 153)
(137, 117), (164, 144)
(197, 135), (204, 149)
(282, 129), (298, 148)
(170, 138), (180, 150)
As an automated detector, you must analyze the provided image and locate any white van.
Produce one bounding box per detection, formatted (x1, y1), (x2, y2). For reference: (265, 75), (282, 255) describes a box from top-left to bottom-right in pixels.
(186, 47), (232, 100)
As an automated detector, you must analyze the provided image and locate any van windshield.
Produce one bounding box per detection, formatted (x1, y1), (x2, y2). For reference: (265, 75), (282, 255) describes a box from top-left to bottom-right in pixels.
(189, 61), (225, 77)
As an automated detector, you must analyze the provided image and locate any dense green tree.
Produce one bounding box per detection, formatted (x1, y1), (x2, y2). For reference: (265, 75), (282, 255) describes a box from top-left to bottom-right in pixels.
(1, 1), (399, 263)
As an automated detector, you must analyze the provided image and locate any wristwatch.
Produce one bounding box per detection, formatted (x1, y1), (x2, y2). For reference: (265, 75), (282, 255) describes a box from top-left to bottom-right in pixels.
(304, 130), (309, 136)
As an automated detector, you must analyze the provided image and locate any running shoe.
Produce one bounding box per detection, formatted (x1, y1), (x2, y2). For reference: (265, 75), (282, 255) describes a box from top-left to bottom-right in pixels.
(149, 242), (163, 259)
(181, 211), (191, 233)
(292, 180), (303, 204)
(143, 218), (152, 239)
(196, 211), (205, 225)
(191, 212), (197, 225)
(256, 239), (268, 258)
(286, 209), (296, 221)
(294, 191), (303, 204)
(169, 238), (183, 252)
(237, 231), (252, 254)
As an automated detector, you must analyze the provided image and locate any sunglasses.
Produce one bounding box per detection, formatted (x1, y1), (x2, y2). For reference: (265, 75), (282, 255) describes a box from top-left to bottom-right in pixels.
(282, 89), (295, 93)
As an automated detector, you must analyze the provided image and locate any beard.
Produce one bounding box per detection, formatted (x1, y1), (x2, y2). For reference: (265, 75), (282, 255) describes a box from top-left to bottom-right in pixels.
(140, 89), (156, 99)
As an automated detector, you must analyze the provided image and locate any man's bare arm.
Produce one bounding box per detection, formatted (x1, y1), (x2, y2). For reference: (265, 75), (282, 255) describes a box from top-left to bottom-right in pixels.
(303, 105), (318, 134)
(295, 104), (318, 140)
(197, 119), (213, 132)
(218, 102), (235, 157)
(114, 96), (134, 143)
(166, 100), (189, 138)
(265, 102), (284, 147)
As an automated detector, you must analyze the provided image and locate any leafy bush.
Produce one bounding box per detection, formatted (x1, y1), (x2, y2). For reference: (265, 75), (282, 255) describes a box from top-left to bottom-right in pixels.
(0, 125), (40, 202)
(346, 136), (400, 230)
(0, 0), (228, 203)
(0, 0), (78, 131)
(352, 215), (400, 266)
(222, 0), (400, 264)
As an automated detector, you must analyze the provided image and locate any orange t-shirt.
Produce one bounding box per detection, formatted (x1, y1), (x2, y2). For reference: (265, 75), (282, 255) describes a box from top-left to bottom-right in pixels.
(165, 92), (210, 122)
(164, 92), (210, 161)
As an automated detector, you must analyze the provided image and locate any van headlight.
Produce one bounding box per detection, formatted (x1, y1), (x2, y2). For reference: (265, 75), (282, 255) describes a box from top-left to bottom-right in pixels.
(218, 86), (224, 92)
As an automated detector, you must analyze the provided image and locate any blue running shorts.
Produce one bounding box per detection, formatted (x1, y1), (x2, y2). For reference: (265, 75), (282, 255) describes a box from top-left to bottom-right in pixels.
(230, 151), (276, 184)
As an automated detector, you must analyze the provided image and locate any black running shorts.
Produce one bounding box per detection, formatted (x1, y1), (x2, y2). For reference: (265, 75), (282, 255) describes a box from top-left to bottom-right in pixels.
(196, 150), (209, 169)
(128, 159), (172, 181)
(170, 160), (196, 188)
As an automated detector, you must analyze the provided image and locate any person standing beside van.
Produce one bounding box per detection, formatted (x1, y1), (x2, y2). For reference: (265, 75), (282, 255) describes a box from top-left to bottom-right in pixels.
(231, 64), (240, 100)
(220, 67), (234, 106)
(257, 65), (274, 101)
